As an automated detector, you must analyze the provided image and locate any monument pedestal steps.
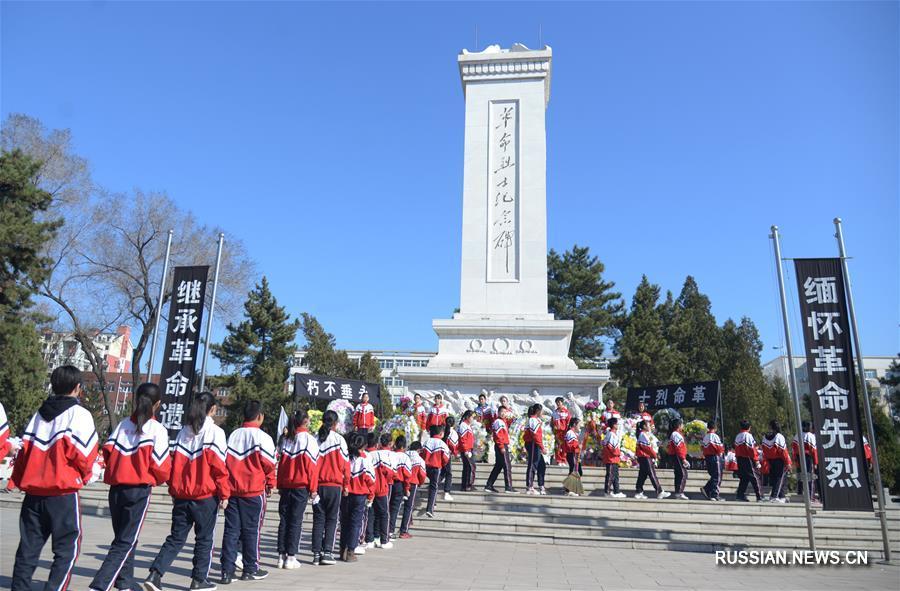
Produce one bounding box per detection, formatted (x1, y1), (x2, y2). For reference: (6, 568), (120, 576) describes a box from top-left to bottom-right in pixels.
(4, 465), (895, 559)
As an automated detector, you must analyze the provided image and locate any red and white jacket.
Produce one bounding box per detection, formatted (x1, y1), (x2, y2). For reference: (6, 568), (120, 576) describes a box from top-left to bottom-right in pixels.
(551, 407), (570, 435)
(277, 428), (320, 492)
(701, 430), (725, 457)
(565, 429), (581, 456)
(11, 397), (98, 496)
(393, 450), (413, 494)
(352, 403), (375, 430)
(0, 402), (10, 458)
(426, 403), (449, 429)
(445, 428), (459, 456)
(761, 432), (791, 467)
(421, 436), (450, 469)
(638, 411), (655, 431)
(317, 430), (349, 488)
(226, 423), (276, 497)
(791, 432), (818, 466)
(523, 417), (545, 451)
(601, 428), (621, 465)
(734, 429), (758, 460)
(102, 416), (171, 487)
(169, 416), (230, 501)
(457, 422), (474, 454)
(407, 449), (427, 486)
(344, 454), (375, 500)
(414, 403), (427, 431)
(636, 431), (657, 459)
(491, 418), (510, 450)
(667, 431), (687, 460)
(601, 409), (621, 428)
(369, 447), (396, 497)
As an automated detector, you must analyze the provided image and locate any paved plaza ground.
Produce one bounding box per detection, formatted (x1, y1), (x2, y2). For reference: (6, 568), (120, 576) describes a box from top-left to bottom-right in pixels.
(1, 507), (898, 591)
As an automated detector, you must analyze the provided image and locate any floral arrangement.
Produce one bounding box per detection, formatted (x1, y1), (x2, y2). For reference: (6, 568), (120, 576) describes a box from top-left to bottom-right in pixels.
(470, 420), (491, 462)
(326, 399), (355, 434)
(308, 409), (324, 434)
(683, 419), (708, 458)
(584, 400), (601, 412)
(508, 416), (556, 463)
(380, 413), (421, 445)
(398, 394), (415, 415)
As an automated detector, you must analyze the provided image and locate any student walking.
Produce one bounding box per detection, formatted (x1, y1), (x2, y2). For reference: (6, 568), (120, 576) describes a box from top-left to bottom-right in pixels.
(144, 392), (230, 591)
(634, 420), (669, 500)
(338, 433), (375, 562)
(761, 420), (791, 503)
(11, 366), (99, 591)
(601, 417), (625, 497)
(792, 421), (818, 502)
(524, 404), (547, 495)
(90, 383), (170, 591)
(484, 413), (514, 493)
(439, 416), (458, 501)
(388, 436), (411, 537)
(734, 419), (764, 502)
(700, 420), (725, 501)
(457, 411), (476, 492)
(365, 433), (397, 550)
(422, 425), (450, 517)
(398, 442), (426, 539)
(276, 409), (319, 570)
(310, 410), (348, 566)
(667, 419), (689, 500)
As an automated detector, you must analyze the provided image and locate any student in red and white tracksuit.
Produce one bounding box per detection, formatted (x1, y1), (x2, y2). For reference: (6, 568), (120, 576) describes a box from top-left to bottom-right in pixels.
(524, 404), (547, 494)
(399, 442), (426, 537)
(352, 393), (375, 435)
(485, 415), (513, 492)
(276, 409), (319, 569)
(388, 436), (411, 537)
(761, 420), (791, 503)
(11, 366), (99, 591)
(311, 410), (348, 565)
(634, 420), (668, 499)
(551, 397), (571, 465)
(457, 411), (476, 491)
(474, 393), (492, 431)
(792, 420), (818, 501)
(734, 420), (763, 502)
(601, 417), (623, 496)
(421, 425), (450, 516)
(601, 400), (621, 432)
(90, 383), (171, 591)
(365, 433), (397, 549)
(426, 393), (449, 429)
(339, 432), (375, 562)
(220, 401), (276, 582)
(565, 419), (583, 477)
(413, 393), (428, 434)
(700, 422), (725, 501)
(667, 419), (689, 499)
(146, 392), (229, 591)
(439, 416), (459, 499)
(636, 402), (655, 432)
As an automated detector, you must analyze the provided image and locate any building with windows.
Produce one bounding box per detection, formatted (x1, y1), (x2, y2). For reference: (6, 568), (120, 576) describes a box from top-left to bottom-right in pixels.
(291, 350), (436, 403)
(40, 325), (134, 375)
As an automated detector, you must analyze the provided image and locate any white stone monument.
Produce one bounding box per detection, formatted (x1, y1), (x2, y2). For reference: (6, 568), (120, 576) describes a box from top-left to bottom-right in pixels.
(399, 44), (609, 414)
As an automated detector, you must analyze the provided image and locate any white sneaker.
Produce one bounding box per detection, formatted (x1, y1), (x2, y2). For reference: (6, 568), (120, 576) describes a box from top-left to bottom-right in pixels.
(373, 540), (382, 549)
(354, 546), (366, 555)
(539, 487), (547, 495)
(773, 497), (787, 504)
(366, 541), (375, 549)
(612, 492), (626, 498)
(380, 541), (394, 549)
(284, 556), (301, 569)
(276, 554), (285, 569)
(657, 490), (671, 499)
(526, 487), (537, 495)
(676, 494), (689, 500)
(235, 554), (244, 570)
(443, 492), (454, 501)
(566, 491), (579, 497)
(634, 492), (647, 499)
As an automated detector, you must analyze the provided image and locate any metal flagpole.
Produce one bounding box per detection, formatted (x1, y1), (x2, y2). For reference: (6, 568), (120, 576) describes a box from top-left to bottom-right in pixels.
(146, 230), (173, 382)
(833, 218), (891, 562)
(770, 225), (817, 551)
(199, 233), (224, 392)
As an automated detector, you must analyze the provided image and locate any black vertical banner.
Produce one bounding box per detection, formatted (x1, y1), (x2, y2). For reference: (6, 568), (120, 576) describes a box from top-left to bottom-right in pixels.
(159, 266), (209, 440)
(794, 258), (871, 511)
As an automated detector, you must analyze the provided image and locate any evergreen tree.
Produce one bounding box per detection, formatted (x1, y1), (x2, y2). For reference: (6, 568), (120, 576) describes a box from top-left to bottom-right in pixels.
(669, 276), (724, 381)
(881, 355), (900, 422)
(548, 245), (624, 367)
(0, 150), (61, 431)
(612, 276), (678, 387)
(212, 277), (299, 433)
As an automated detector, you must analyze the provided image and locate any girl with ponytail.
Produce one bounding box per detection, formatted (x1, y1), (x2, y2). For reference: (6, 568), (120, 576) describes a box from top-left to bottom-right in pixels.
(91, 383), (171, 591)
(276, 409), (320, 569)
(310, 409), (348, 566)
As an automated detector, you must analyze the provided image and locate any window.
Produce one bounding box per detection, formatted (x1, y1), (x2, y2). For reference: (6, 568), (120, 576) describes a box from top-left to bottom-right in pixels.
(383, 377), (394, 386)
(864, 370), (877, 379)
(379, 359), (395, 370)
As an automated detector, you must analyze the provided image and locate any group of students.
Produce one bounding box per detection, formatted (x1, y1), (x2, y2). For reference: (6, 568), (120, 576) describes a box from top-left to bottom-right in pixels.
(5, 366), (435, 591)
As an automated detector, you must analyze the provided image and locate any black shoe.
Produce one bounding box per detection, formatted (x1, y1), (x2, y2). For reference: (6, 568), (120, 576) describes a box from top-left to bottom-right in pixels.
(190, 580), (217, 591)
(219, 573), (234, 585)
(736, 496), (750, 502)
(320, 553), (336, 565)
(240, 570), (268, 581)
(312, 552), (321, 565)
(505, 488), (517, 493)
(143, 571), (163, 591)
(484, 486), (499, 493)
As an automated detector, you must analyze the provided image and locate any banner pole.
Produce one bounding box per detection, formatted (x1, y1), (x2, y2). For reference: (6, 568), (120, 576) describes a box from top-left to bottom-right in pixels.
(833, 218), (891, 562)
(199, 233), (225, 392)
(770, 225), (817, 551)
(146, 230), (173, 382)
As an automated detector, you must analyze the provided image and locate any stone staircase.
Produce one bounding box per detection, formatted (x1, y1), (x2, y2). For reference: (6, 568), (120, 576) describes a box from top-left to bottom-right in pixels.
(2, 464), (897, 559)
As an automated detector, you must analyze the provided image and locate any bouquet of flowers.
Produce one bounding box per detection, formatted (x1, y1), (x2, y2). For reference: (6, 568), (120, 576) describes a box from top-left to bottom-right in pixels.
(326, 399), (355, 434)
(398, 394), (415, 416)
(683, 419), (708, 458)
(308, 409), (324, 434)
(471, 420), (490, 462)
(619, 432), (638, 467)
(380, 413), (421, 444)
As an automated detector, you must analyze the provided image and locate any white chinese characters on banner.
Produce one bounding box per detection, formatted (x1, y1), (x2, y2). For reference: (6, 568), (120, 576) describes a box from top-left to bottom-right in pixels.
(487, 100), (519, 282)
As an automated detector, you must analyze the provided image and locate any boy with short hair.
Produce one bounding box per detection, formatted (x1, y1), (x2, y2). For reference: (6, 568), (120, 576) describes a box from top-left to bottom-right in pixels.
(700, 420), (725, 501)
(792, 420), (818, 502)
(388, 436), (411, 539)
(634, 420), (669, 499)
(398, 442), (426, 539)
(484, 411), (515, 493)
(667, 419), (689, 500)
(365, 433), (397, 550)
(601, 417), (625, 497)
(421, 424), (449, 518)
(734, 419), (763, 502)
(523, 404), (547, 495)
(426, 393), (449, 429)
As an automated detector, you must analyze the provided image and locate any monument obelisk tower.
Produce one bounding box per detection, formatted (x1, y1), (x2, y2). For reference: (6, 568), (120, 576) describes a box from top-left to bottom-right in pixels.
(400, 44), (608, 407)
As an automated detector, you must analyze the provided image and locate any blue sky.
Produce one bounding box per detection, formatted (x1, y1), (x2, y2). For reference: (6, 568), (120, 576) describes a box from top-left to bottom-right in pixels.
(2, 1), (898, 366)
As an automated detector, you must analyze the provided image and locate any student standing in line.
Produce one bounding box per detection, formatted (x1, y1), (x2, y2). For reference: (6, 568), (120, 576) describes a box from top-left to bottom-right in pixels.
(310, 410), (348, 566)
(220, 401), (276, 583)
(338, 432), (375, 562)
(421, 424), (450, 517)
(792, 420), (818, 502)
(352, 393), (375, 435)
(761, 420), (791, 503)
(484, 410), (515, 493)
(388, 435), (411, 538)
(601, 417), (625, 497)
(439, 416), (458, 501)
(667, 418), (689, 500)
(275, 409), (319, 570)
(523, 404), (547, 495)
(457, 411), (476, 492)
(550, 397), (571, 466)
(634, 420), (670, 500)
(734, 419), (764, 502)
(700, 420), (725, 501)
(365, 433), (396, 550)
(11, 366), (99, 591)
(144, 392), (229, 591)
(90, 383), (170, 591)
(398, 441), (426, 539)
